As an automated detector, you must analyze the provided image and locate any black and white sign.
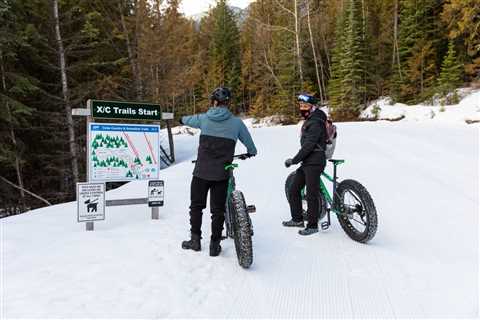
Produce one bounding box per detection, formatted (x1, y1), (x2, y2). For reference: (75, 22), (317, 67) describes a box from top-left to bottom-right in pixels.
(77, 182), (105, 222)
(148, 180), (164, 207)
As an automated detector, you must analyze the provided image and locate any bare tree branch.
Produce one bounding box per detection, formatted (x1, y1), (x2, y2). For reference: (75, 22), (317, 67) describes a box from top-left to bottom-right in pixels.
(273, 0), (295, 17)
(254, 17), (296, 35)
(262, 48), (284, 90)
(0, 176), (52, 206)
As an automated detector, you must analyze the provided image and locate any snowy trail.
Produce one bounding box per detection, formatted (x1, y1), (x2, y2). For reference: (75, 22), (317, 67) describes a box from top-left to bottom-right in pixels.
(2, 122), (478, 318)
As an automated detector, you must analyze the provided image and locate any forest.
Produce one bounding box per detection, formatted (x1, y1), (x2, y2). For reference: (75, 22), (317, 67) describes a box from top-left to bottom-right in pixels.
(0, 0), (478, 214)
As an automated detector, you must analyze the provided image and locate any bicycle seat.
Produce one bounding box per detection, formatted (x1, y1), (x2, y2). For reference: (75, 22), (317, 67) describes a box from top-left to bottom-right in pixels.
(328, 159), (345, 165)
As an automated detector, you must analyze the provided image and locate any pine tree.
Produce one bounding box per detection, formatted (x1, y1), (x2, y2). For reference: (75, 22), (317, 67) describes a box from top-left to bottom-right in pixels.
(329, 0), (368, 120)
(239, 0), (278, 118)
(391, 0), (439, 103)
(0, 0), (37, 211)
(206, 0), (242, 107)
(437, 40), (463, 101)
(441, 0), (480, 80)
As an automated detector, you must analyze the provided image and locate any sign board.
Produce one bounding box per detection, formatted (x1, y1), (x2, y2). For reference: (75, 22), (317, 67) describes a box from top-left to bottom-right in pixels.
(88, 99), (162, 121)
(88, 123), (161, 182)
(148, 180), (165, 207)
(161, 112), (174, 120)
(72, 108), (91, 116)
(77, 182), (105, 222)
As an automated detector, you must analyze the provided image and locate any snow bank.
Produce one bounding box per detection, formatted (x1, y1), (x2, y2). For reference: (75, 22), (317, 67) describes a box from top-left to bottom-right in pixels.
(361, 88), (480, 124)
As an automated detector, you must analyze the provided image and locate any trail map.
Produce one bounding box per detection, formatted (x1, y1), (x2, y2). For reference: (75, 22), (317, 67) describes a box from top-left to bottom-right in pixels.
(88, 123), (160, 182)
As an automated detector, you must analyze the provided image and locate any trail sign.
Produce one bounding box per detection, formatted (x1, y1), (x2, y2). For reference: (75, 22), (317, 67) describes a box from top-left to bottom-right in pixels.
(88, 99), (162, 121)
(161, 112), (174, 120)
(77, 182), (105, 222)
(148, 180), (165, 207)
(87, 123), (161, 182)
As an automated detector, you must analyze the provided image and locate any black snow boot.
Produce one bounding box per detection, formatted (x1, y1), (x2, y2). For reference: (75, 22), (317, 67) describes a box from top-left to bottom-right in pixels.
(182, 233), (201, 251)
(209, 240), (222, 257)
(298, 227), (319, 236)
(282, 219), (305, 227)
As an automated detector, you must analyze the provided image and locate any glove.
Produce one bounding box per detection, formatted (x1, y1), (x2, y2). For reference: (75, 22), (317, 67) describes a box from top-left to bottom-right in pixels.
(238, 153), (254, 160)
(284, 158), (293, 168)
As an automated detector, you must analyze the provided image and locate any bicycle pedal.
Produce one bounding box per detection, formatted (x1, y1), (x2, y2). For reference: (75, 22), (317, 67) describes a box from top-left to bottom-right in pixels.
(321, 222), (330, 230)
(247, 205), (256, 213)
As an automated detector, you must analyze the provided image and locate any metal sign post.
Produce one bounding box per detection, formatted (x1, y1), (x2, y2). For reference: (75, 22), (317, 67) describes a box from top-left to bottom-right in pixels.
(77, 182), (106, 231)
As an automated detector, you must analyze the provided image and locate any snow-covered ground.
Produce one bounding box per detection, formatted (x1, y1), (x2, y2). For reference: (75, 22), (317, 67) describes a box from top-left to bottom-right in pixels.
(2, 118), (478, 318)
(362, 88), (480, 124)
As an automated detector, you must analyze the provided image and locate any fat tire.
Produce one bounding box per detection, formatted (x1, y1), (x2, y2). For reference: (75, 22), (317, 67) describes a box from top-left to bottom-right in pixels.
(231, 190), (253, 268)
(335, 179), (377, 243)
(284, 171), (327, 221)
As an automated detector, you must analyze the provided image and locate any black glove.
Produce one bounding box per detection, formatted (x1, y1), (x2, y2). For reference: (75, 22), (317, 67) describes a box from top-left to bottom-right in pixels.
(238, 153), (254, 160)
(284, 158), (293, 168)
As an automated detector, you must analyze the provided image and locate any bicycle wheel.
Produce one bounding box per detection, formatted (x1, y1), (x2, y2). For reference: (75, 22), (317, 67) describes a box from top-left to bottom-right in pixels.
(335, 179), (377, 243)
(284, 171), (327, 221)
(231, 190), (253, 269)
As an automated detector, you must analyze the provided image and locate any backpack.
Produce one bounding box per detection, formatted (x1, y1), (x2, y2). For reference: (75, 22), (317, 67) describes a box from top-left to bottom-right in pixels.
(324, 119), (337, 159)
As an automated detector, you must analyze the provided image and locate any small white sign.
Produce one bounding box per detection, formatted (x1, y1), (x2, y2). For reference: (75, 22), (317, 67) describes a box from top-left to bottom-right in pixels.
(72, 108), (91, 116)
(148, 180), (164, 207)
(77, 182), (105, 222)
(161, 112), (174, 120)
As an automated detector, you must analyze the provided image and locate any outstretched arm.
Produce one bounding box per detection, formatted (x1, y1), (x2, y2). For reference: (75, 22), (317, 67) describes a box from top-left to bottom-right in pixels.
(180, 114), (203, 129)
(238, 121), (257, 156)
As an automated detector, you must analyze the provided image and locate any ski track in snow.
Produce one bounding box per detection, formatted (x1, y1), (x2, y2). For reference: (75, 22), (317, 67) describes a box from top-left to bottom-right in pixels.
(1, 122), (478, 318)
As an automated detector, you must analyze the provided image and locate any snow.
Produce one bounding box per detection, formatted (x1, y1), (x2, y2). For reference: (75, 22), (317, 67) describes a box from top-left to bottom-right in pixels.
(2, 117), (479, 317)
(361, 88), (480, 124)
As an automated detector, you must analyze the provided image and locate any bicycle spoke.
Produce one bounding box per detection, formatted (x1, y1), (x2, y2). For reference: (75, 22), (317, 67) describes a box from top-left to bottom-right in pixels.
(350, 216), (366, 226)
(346, 189), (362, 204)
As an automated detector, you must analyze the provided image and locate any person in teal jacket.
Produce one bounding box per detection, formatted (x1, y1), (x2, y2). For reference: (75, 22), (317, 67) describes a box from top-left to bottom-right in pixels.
(180, 87), (257, 256)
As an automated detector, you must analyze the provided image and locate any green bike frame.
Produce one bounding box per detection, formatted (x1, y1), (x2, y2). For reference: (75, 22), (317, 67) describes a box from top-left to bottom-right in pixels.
(300, 159), (345, 229)
(225, 163), (238, 199)
(224, 163), (238, 238)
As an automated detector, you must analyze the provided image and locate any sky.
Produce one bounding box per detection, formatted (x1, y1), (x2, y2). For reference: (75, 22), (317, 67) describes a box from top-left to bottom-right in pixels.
(180, 0), (255, 17)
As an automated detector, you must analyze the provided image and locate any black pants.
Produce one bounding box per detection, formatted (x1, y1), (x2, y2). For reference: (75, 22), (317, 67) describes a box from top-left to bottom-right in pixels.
(288, 165), (324, 229)
(189, 176), (229, 241)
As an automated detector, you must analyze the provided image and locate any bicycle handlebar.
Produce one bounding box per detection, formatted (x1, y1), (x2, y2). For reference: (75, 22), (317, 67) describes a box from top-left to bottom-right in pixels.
(191, 153), (252, 164)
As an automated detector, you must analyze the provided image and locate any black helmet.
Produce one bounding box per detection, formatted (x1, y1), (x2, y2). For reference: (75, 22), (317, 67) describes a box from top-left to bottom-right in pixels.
(210, 87), (232, 104)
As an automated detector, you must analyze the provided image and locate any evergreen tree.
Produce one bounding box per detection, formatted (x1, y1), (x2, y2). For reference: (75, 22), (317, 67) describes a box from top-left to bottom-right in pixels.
(329, 0), (368, 120)
(206, 0), (242, 107)
(441, 0), (480, 80)
(239, 0), (278, 118)
(0, 0), (37, 211)
(391, 0), (439, 102)
(270, 5), (299, 119)
(437, 40), (463, 100)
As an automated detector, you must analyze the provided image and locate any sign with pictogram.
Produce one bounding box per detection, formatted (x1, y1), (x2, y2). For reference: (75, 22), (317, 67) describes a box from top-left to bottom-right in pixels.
(77, 182), (105, 222)
(148, 180), (164, 207)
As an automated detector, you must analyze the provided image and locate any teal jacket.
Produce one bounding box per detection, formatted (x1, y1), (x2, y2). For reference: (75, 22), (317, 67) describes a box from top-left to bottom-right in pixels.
(182, 107), (257, 180)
